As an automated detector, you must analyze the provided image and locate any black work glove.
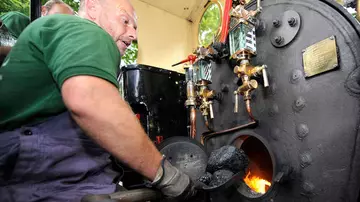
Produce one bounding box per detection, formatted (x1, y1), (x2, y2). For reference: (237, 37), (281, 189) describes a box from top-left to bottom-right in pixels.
(151, 158), (197, 201)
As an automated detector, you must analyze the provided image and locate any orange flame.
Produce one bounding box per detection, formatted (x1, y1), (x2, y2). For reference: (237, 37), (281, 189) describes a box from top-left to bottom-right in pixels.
(243, 171), (271, 194)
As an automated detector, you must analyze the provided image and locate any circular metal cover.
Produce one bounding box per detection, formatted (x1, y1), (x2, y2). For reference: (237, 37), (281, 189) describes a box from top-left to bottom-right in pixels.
(157, 136), (208, 181)
(270, 10), (301, 48)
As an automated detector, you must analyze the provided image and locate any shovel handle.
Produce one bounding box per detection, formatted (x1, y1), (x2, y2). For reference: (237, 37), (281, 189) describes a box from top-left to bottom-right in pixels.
(82, 188), (163, 202)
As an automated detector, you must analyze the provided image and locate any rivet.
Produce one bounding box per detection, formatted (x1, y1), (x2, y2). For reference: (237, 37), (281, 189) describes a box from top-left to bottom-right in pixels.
(268, 104), (279, 117)
(290, 70), (303, 84)
(300, 152), (312, 168)
(293, 97), (306, 112)
(268, 83), (277, 95)
(221, 84), (229, 92)
(296, 124), (309, 140)
(302, 181), (315, 194)
(271, 128), (280, 141)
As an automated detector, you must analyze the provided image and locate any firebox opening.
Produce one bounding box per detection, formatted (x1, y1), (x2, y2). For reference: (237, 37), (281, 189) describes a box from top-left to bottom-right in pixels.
(231, 134), (274, 198)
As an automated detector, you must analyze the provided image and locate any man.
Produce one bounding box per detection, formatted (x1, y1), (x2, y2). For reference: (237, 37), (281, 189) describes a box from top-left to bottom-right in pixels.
(41, 0), (74, 16)
(0, 0), (74, 59)
(0, 0), (196, 201)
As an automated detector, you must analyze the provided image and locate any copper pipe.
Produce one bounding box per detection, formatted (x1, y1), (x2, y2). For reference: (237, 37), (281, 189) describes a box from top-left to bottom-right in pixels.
(190, 106), (197, 139)
(200, 120), (257, 146)
(245, 99), (255, 121)
(204, 116), (214, 132)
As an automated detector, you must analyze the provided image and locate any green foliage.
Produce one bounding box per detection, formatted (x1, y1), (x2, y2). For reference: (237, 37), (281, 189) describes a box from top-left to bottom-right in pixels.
(0, 0), (30, 16)
(121, 41), (138, 66)
(61, 0), (80, 12)
(198, 3), (221, 47)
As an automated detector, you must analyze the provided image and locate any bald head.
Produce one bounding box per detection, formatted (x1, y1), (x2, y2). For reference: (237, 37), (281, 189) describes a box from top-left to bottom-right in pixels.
(78, 0), (137, 56)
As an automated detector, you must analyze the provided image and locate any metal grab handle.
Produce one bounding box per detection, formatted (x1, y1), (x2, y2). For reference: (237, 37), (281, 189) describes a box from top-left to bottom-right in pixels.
(234, 92), (239, 113)
(110, 188), (162, 202)
(262, 66), (269, 87)
(82, 189), (163, 202)
(209, 102), (214, 119)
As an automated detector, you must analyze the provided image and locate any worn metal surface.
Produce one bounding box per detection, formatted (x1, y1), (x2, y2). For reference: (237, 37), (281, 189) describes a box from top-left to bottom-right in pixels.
(195, 0), (360, 201)
(121, 64), (188, 142)
(110, 188), (162, 202)
(270, 10), (301, 48)
(158, 136), (208, 181)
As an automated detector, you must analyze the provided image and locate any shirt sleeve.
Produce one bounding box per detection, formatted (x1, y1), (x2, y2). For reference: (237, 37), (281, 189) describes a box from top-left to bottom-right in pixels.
(0, 11), (30, 38)
(41, 20), (121, 88)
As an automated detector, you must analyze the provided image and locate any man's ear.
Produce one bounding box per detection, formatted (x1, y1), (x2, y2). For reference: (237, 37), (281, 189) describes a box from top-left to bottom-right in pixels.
(85, 0), (99, 20)
(41, 6), (47, 16)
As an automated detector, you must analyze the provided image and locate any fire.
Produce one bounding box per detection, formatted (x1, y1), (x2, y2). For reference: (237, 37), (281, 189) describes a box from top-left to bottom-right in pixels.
(243, 171), (271, 194)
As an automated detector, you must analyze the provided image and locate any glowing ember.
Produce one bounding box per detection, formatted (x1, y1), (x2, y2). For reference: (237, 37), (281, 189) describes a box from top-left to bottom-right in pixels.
(244, 171), (271, 194)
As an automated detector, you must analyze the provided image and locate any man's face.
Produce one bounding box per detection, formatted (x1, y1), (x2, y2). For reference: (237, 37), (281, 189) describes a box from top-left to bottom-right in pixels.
(95, 0), (138, 56)
(42, 4), (74, 16)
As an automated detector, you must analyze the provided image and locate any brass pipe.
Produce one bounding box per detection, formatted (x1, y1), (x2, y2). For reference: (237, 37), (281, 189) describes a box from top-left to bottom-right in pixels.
(190, 106), (197, 139)
(204, 119), (211, 131)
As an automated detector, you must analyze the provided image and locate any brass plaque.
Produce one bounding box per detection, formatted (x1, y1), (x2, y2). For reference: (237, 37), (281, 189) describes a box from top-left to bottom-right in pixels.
(302, 36), (338, 78)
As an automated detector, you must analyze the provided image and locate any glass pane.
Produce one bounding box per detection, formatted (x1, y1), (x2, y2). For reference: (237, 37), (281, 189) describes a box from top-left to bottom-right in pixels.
(198, 3), (221, 47)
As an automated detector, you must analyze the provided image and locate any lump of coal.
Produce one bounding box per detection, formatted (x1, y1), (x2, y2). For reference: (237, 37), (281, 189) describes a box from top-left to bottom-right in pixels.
(207, 145), (249, 174)
(198, 172), (213, 185)
(209, 170), (234, 187)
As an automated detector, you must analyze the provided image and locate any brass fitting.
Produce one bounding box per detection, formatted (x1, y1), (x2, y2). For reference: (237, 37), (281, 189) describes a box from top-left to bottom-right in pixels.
(185, 80), (196, 106)
(198, 83), (215, 119)
(234, 75), (258, 116)
(234, 60), (265, 78)
(237, 75), (258, 100)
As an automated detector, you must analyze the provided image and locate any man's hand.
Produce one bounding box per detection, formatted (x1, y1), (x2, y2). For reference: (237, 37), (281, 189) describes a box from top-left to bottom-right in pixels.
(152, 159), (197, 200)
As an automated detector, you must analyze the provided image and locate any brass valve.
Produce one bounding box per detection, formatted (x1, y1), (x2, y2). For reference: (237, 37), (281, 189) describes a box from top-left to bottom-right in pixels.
(198, 83), (215, 119)
(234, 60), (269, 88)
(234, 75), (258, 113)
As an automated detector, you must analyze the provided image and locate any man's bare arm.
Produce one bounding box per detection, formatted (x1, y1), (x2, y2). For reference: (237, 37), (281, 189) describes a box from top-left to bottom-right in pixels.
(61, 75), (162, 180)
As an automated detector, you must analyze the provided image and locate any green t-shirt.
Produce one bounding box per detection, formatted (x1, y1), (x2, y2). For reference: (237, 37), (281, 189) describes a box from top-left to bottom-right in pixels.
(0, 14), (120, 131)
(0, 11), (30, 38)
